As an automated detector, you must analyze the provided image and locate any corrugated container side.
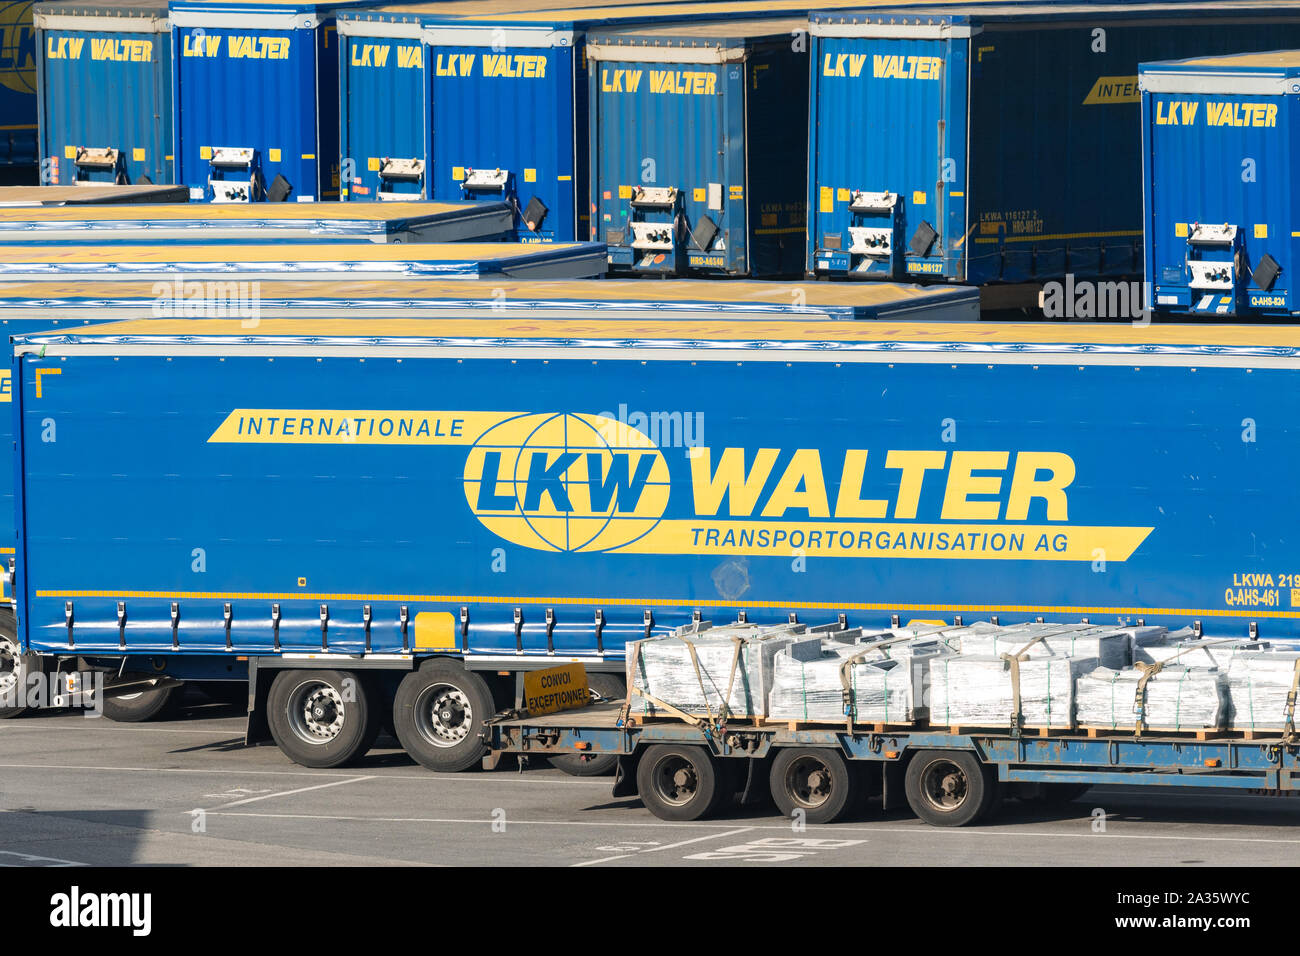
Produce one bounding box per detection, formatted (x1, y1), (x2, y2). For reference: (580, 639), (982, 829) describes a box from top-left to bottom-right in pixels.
(430, 35), (580, 242)
(809, 32), (962, 280)
(591, 51), (738, 272)
(36, 8), (172, 185)
(172, 13), (337, 201)
(592, 32), (806, 277)
(339, 29), (427, 200)
(1143, 64), (1299, 318)
(0, 0), (38, 166)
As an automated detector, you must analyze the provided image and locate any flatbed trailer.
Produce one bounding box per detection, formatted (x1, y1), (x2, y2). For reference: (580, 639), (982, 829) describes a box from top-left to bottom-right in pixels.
(485, 700), (1300, 825)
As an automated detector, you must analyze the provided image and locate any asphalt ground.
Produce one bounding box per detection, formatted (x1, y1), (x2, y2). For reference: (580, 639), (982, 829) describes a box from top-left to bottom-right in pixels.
(0, 696), (1297, 868)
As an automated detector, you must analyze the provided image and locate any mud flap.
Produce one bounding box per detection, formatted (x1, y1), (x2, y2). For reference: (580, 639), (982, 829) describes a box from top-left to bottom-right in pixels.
(612, 753), (641, 798)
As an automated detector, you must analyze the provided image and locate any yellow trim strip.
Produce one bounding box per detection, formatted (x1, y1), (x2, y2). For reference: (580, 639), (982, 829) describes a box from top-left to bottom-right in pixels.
(0, 242), (582, 263)
(41, 315), (1300, 347)
(0, 201), (492, 224)
(973, 230), (1142, 245)
(33, 590), (1300, 620)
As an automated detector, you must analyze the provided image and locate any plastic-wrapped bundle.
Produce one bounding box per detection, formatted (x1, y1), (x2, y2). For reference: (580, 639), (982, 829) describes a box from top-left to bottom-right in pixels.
(628, 624), (820, 718)
(956, 623), (1134, 669)
(1134, 638), (1268, 668)
(768, 638), (940, 723)
(1226, 652), (1300, 731)
(928, 655), (1096, 728)
(1075, 665), (1225, 730)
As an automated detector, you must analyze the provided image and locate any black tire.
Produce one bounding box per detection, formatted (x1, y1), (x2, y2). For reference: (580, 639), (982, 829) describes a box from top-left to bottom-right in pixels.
(904, 749), (1000, 827)
(551, 672), (625, 777)
(392, 659), (494, 773)
(769, 748), (859, 825)
(267, 669), (379, 769)
(0, 607), (25, 719)
(101, 682), (182, 723)
(636, 744), (727, 822)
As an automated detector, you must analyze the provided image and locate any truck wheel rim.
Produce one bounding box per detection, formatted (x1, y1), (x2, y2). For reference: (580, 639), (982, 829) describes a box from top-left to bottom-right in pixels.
(415, 683), (472, 749)
(287, 680), (345, 745)
(0, 637), (19, 698)
(783, 755), (835, 810)
(919, 759), (969, 812)
(649, 753), (699, 807)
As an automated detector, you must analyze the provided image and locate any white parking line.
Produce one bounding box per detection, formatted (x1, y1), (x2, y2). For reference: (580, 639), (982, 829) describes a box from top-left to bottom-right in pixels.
(0, 762), (611, 785)
(201, 811), (1300, 845)
(0, 723), (246, 735)
(572, 827), (755, 866)
(207, 776), (376, 809)
(0, 850), (88, 867)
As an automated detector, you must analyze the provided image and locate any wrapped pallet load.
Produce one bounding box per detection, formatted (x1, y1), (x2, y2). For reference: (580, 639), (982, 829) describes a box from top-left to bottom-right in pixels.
(628, 623), (820, 719)
(957, 622), (1139, 670)
(929, 654), (1098, 730)
(1225, 652), (1300, 733)
(768, 636), (949, 724)
(1134, 637), (1267, 668)
(1075, 666), (1225, 731)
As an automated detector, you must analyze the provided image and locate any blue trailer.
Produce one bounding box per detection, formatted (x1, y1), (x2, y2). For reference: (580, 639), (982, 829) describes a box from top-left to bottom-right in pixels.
(1140, 51), (1300, 319)
(337, 1), (753, 240)
(336, 1), (899, 241)
(0, 275), (980, 315)
(0, 0), (38, 168)
(34, 0), (172, 187)
(0, 183), (189, 202)
(0, 197), (514, 240)
(0, 238), (608, 278)
(5, 316), (1297, 781)
(590, 17), (809, 276)
(169, 0), (386, 202)
(807, 2), (1300, 286)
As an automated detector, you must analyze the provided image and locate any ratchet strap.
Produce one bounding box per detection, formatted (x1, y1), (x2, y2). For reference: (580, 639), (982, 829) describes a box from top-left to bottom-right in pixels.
(996, 626), (1085, 733)
(838, 633), (917, 735)
(1283, 657), (1300, 745)
(1131, 638), (1239, 737)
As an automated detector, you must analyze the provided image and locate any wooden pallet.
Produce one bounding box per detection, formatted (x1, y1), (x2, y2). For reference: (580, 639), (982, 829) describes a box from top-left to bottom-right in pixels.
(929, 723), (1075, 736)
(1077, 724), (1226, 741)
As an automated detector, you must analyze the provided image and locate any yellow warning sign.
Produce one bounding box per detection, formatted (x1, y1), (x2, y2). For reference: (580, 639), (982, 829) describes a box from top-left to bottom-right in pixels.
(523, 663), (590, 716)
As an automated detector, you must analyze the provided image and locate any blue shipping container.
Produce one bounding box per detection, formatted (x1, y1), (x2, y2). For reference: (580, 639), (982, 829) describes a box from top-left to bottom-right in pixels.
(9, 318), (1300, 674)
(337, 5), (427, 201)
(340, 3), (598, 241)
(808, 2), (1300, 286)
(590, 18), (809, 275)
(1141, 51), (1300, 318)
(170, 0), (384, 202)
(35, 1), (173, 186)
(0, 0), (37, 166)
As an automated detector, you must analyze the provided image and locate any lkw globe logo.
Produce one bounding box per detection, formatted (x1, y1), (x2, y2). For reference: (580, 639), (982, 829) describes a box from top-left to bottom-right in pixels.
(463, 412), (670, 553)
